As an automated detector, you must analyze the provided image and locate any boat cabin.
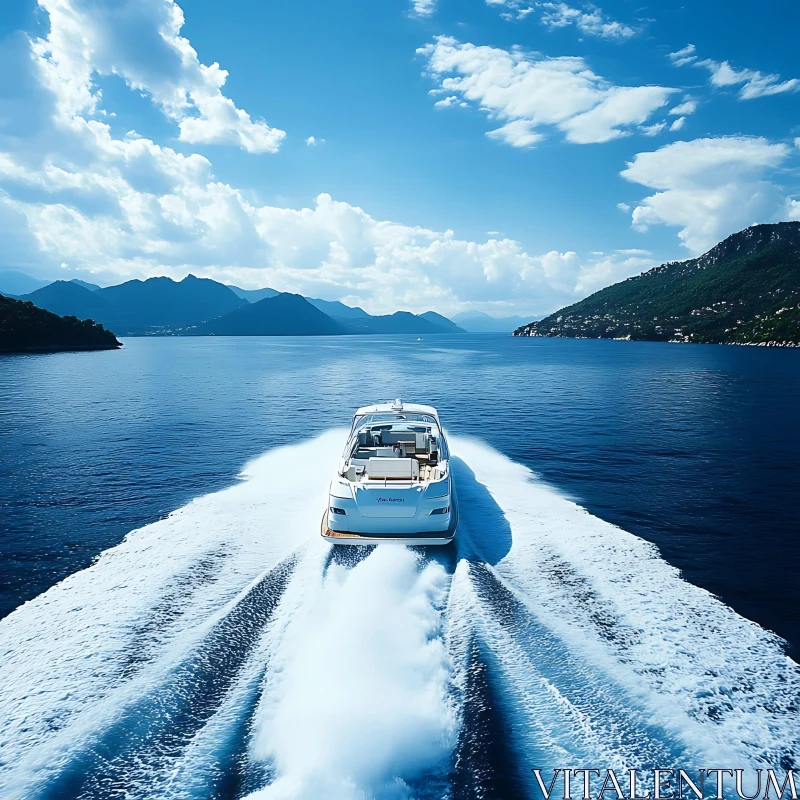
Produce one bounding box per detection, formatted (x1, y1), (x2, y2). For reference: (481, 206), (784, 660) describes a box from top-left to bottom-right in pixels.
(341, 405), (448, 484)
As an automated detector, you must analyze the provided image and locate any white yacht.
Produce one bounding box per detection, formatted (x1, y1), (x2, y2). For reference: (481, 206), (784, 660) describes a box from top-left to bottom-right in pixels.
(321, 400), (457, 545)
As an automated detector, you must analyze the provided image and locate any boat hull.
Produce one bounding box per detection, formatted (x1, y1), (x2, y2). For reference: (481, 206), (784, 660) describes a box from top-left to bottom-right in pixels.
(321, 501), (458, 546)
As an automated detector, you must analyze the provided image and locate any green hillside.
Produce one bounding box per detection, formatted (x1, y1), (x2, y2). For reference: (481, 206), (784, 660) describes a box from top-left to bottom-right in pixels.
(0, 294), (121, 352)
(515, 223), (800, 346)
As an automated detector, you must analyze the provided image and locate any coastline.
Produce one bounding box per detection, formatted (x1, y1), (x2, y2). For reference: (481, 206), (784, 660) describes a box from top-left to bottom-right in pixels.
(513, 331), (800, 348)
(0, 342), (122, 354)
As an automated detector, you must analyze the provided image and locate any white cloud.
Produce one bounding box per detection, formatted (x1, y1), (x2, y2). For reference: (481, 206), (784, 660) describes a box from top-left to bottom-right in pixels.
(616, 202), (630, 212)
(419, 37), (674, 147)
(669, 100), (697, 115)
(487, 1), (636, 38)
(0, 168), (618, 315)
(433, 95), (468, 109)
(31, 0), (285, 153)
(539, 3), (636, 39)
(669, 116), (686, 131)
(486, 120), (544, 148)
(699, 59), (800, 99)
(669, 46), (800, 101)
(15, 2), (795, 318)
(305, 136), (325, 146)
(574, 250), (657, 294)
(668, 44), (696, 67)
(640, 122), (666, 137)
(0, 24), (651, 318)
(485, 0), (535, 22)
(412, 0), (437, 16)
(788, 199), (800, 221)
(621, 136), (791, 254)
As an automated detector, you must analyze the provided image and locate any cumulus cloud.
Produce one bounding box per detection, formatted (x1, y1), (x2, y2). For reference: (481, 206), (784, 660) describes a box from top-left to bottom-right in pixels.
(0, 23), (645, 317)
(419, 37), (674, 147)
(412, 0), (437, 16)
(487, 0), (636, 38)
(669, 116), (686, 131)
(0, 165), (614, 315)
(13, 1), (795, 317)
(574, 250), (657, 294)
(539, 3), (636, 39)
(621, 136), (791, 254)
(669, 45), (800, 100)
(31, 0), (285, 153)
(433, 95), (468, 109)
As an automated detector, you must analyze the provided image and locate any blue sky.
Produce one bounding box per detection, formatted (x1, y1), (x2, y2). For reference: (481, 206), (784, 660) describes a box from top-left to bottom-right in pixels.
(0, 0), (798, 315)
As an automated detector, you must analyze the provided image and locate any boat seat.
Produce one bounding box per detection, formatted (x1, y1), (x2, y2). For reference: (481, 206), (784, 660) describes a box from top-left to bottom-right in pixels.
(367, 457), (419, 480)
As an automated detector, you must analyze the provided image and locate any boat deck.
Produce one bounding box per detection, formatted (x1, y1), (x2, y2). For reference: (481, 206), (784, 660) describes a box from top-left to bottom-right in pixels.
(350, 448), (439, 483)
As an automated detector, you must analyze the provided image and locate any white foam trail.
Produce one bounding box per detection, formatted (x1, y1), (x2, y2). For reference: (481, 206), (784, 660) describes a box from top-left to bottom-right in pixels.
(1, 427), (796, 799)
(450, 435), (800, 768)
(154, 560), (325, 800)
(0, 430), (346, 796)
(246, 546), (457, 800)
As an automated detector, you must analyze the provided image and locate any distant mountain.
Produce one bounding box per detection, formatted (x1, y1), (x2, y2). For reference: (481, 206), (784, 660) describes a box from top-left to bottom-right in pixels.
(18, 272), (466, 338)
(0, 293), (120, 353)
(191, 293), (347, 336)
(227, 285), (280, 303)
(515, 223), (800, 346)
(307, 297), (370, 319)
(419, 311), (465, 333)
(454, 310), (538, 333)
(21, 281), (119, 326)
(0, 270), (51, 296)
(341, 311), (460, 335)
(226, 288), (371, 319)
(71, 279), (101, 291)
(96, 275), (247, 333)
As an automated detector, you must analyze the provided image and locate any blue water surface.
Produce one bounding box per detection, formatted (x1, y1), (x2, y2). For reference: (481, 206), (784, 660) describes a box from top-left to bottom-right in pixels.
(1, 334), (798, 656)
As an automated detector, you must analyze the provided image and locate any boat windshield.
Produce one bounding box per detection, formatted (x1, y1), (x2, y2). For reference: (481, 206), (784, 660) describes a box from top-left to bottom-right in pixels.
(354, 412), (437, 428)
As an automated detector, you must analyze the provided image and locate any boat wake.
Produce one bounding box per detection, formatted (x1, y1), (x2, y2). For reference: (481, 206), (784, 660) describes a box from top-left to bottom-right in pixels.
(0, 432), (797, 799)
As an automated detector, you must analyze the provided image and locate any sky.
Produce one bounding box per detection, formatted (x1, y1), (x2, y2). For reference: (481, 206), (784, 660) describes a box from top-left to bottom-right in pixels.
(0, 0), (798, 316)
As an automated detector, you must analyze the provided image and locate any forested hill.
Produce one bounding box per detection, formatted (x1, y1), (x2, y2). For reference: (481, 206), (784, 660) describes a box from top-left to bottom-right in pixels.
(0, 294), (121, 353)
(514, 222), (800, 346)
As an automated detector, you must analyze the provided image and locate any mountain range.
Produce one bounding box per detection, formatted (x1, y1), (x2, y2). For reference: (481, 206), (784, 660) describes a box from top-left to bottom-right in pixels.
(0, 270), (538, 335)
(452, 310), (539, 333)
(2, 274), (472, 337)
(191, 293), (347, 336)
(6, 223), (800, 345)
(514, 223), (800, 346)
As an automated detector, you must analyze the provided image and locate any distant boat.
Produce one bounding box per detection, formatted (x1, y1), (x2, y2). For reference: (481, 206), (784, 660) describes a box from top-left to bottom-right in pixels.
(417, 337), (423, 341)
(321, 399), (457, 545)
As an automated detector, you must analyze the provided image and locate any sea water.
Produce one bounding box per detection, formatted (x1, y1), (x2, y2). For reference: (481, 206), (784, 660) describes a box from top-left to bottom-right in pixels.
(0, 335), (798, 799)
